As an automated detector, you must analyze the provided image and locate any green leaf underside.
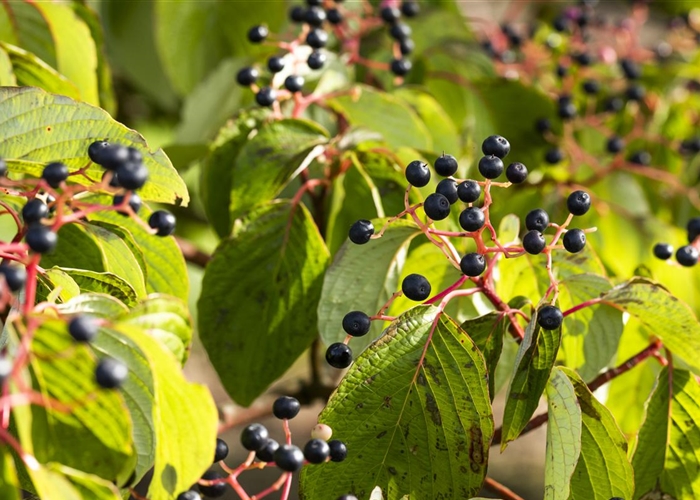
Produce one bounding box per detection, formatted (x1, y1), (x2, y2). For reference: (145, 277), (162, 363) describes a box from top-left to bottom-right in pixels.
(562, 367), (635, 500)
(632, 368), (700, 499)
(602, 278), (700, 375)
(300, 307), (493, 500)
(0, 448), (20, 500)
(501, 309), (561, 448)
(544, 367), (581, 500)
(318, 220), (421, 352)
(198, 201), (329, 406)
(0, 87), (188, 205)
(53, 268), (138, 307)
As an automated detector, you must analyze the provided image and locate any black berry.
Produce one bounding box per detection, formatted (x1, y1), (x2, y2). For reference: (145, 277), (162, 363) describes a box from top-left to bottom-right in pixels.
(572, 51), (593, 66)
(625, 84), (646, 102)
(25, 224), (57, 253)
(88, 140), (111, 165)
(563, 228), (586, 253)
(628, 151), (651, 166)
(113, 193), (142, 215)
(653, 243), (673, 260)
(457, 180), (481, 203)
(459, 207), (485, 232)
(401, 273), (431, 301)
(348, 220), (374, 244)
(460, 253), (486, 276)
(523, 230), (546, 255)
(240, 423), (269, 451)
(306, 29), (329, 49)
(199, 470), (227, 498)
(405, 160), (430, 187)
(535, 118), (551, 134)
(337, 496), (358, 500)
(525, 209), (550, 232)
(248, 25), (268, 43)
(389, 23), (411, 41)
(423, 193), (451, 220)
(304, 438), (331, 464)
(273, 396), (301, 420)
(567, 190), (591, 216)
(558, 96), (577, 119)
(69, 315), (98, 343)
(399, 38), (415, 55)
(687, 218), (700, 242)
(326, 343), (352, 369)
(284, 75), (305, 93)
(255, 87), (277, 107)
(390, 58), (412, 76)
(582, 79), (600, 95)
(537, 305), (563, 330)
(328, 440), (348, 462)
(401, 1), (419, 17)
(42, 162), (69, 188)
(307, 51), (327, 70)
(0, 264), (26, 292)
(290, 6), (306, 23)
(506, 162), (528, 183)
(620, 58), (641, 80)
(22, 199), (48, 224)
(177, 492), (201, 500)
(680, 138), (700, 155)
(149, 210), (177, 236)
(380, 6), (401, 23)
(676, 245), (699, 267)
(305, 6), (327, 26)
(0, 158), (6, 177)
(606, 136), (625, 154)
(95, 357), (128, 389)
(604, 97), (624, 113)
(267, 56), (285, 73)
(553, 16), (569, 32)
(342, 311), (371, 337)
(127, 147), (142, 164)
(478, 155), (504, 179)
(327, 8), (343, 24)
(435, 179), (458, 204)
(256, 439), (279, 462)
(99, 145), (129, 170)
(556, 64), (569, 78)
(434, 154), (458, 177)
(545, 148), (564, 164)
(481, 135), (510, 159)
(116, 162), (148, 190)
(214, 438), (229, 463)
(274, 444), (305, 472)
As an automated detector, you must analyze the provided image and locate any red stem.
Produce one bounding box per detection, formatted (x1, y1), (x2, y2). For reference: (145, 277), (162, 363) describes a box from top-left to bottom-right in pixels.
(483, 476), (526, 500)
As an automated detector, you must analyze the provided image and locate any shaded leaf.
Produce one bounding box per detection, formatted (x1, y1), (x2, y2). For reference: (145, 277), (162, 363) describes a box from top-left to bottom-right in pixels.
(461, 312), (506, 399)
(0, 42), (78, 97)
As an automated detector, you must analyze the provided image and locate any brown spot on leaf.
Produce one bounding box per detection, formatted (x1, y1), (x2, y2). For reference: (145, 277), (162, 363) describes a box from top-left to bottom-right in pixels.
(425, 393), (441, 426)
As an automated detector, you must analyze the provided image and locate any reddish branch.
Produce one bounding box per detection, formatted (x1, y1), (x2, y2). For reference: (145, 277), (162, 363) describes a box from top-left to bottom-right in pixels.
(483, 476), (526, 500)
(175, 237), (211, 267)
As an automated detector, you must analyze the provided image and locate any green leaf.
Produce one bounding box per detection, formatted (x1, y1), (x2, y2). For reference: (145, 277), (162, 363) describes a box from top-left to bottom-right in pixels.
(561, 367), (635, 500)
(394, 87), (461, 154)
(58, 292), (129, 318)
(0, 44), (14, 85)
(198, 201), (329, 406)
(632, 368), (700, 499)
(0, 448), (20, 500)
(29, 320), (133, 481)
(0, 86), (189, 205)
(0, 42), (79, 97)
(38, 268), (80, 303)
(558, 274), (623, 381)
(544, 367), (581, 500)
(601, 278), (700, 375)
(501, 308), (562, 448)
(229, 118), (328, 220)
(0, 2), (57, 69)
(318, 220), (421, 352)
(328, 86), (432, 151)
(461, 312), (506, 399)
(54, 268), (139, 307)
(299, 307), (494, 500)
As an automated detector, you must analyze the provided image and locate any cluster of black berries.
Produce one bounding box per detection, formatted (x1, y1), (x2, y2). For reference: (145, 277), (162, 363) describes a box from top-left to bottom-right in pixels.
(653, 217), (700, 267)
(522, 191), (590, 256)
(236, 0), (419, 108)
(178, 396), (348, 499)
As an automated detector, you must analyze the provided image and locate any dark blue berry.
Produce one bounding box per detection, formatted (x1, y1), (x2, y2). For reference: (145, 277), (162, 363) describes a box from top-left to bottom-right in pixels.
(457, 181), (480, 203)
(423, 193), (451, 220)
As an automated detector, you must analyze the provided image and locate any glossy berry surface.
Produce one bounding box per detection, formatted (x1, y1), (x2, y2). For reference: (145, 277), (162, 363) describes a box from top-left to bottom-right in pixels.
(390, 58), (412, 76)
(69, 315), (98, 343)
(199, 470), (227, 498)
(113, 193), (142, 215)
(22, 199), (48, 224)
(256, 438), (279, 462)
(247, 25), (268, 43)
(284, 75), (305, 93)
(558, 96), (577, 119)
(389, 23), (411, 40)
(676, 245), (699, 267)
(481, 135), (510, 159)
(267, 56), (285, 73)
(26, 224), (57, 254)
(337, 496), (358, 500)
(304, 438), (331, 464)
(100, 145), (129, 170)
(255, 87), (277, 107)
(653, 243), (673, 260)
(177, 492), (201, 500)
(606, 136), (625, 154)
(326, 342), (352, 368)
(342, 311), (371, 337)
(686, 217), (700, 242)
(582, 79), (600, 95)
(538, 305), (563, 330)
(116, 162), (148, 190)
(326, 8), (343, 24)
(214, 438), (229, 463)
(240, 423), (269, 451)
(563, 229), (586, 253)
(457, 180), (481, 203)
(88, 140), (111, 164)
(380, 6), (401, 23)
(42, 162), (69, 188)
(273, 444), (305, 472)
(305, 6), (326, 26)
(545, 148), (564, 164)
(273, 396), (301, 420)
(628, 151), (651, 166)
(401, 1), (419, 16)
(523, 230), (546, 255)
(478, 155), (504, 179)
(620, 58), (641, 80)
(506, 162), (528, 184)
(399, 38), (415, 55)
(567, 191), (591, 216)
(307, 51), (326, 70)
(436, 179), (458, 204)
(236, 67), (259, 86)
(149, 210), (177, 236)
(459, 207), (485, 232)
(405, 160), (430, 187)
(306, 29), (329, 49)
(402, 273), (431, 301)
(328, 439), (348, 462)
(423, 193), (451, 220)
(626, 84), (645, 101)
(95, 357), (128, 389)
(460, 253), (486, 276)
(348, 219), (374, 244)
(434, 154), (458, 176)
(0, 264), (26, 292)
